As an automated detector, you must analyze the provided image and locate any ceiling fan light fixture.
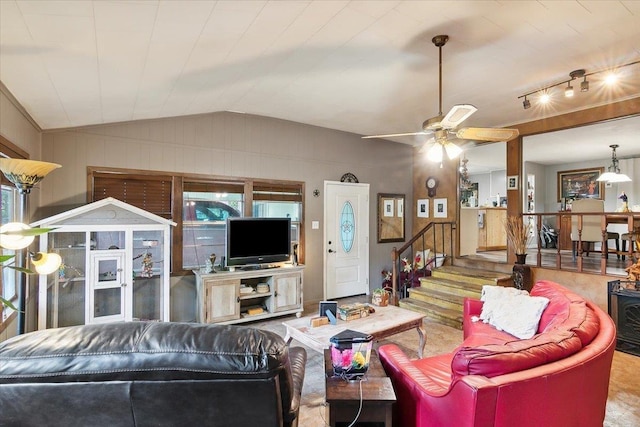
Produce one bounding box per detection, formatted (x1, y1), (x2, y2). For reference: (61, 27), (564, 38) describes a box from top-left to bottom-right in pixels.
(444, 142), (463, 160)
(426, 144), (444, 163)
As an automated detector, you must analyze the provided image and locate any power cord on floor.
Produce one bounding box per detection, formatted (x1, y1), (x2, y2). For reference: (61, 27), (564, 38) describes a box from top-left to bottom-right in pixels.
(319, 375), (365, 427)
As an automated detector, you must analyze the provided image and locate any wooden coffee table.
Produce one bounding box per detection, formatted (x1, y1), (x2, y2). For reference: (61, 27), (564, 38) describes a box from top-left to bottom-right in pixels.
(324, 348), (396, 427)
(283, 304), (426, 358)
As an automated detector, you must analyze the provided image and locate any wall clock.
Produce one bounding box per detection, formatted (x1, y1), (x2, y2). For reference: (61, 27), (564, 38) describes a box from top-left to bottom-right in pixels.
(426, 176), (438, 197)
(340, 172), (359, 183)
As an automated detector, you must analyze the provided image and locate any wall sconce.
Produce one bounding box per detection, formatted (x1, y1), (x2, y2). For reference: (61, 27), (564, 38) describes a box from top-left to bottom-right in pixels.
(596, 144), (632, 183)
(0, 158), (61, 334)
(518, 60), (639, 109)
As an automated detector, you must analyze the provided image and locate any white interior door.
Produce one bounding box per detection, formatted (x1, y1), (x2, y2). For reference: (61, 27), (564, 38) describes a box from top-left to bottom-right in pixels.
(324, 181), (369, 299)
(88, 250), (127, 323)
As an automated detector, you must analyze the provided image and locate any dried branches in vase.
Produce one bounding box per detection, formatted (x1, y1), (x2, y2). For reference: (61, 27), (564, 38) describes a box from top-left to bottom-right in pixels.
(504, 216), (534, 256)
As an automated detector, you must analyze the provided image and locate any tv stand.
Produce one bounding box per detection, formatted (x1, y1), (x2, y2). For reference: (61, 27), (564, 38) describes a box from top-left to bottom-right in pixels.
(195, 265), (304, 325)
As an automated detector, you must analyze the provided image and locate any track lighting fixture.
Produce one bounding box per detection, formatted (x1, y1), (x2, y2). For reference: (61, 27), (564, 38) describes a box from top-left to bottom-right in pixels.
(518, 60), (639, 109)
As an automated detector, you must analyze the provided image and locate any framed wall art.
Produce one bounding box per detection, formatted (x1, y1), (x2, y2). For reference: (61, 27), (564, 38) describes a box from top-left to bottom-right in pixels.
(507, 175), (518, 190)
(557, 167), (604, 201)
(417, 199), (429, 218)
(377, 193), (405, 243)
(433, 198), (447, 218)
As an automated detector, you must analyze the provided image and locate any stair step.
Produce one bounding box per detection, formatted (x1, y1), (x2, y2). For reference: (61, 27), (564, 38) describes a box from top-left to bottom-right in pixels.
(399, 298), (463, 330)
(408, 286), (468, 310)
(418, 276), (484, 298)
(432, 265), (512, 286)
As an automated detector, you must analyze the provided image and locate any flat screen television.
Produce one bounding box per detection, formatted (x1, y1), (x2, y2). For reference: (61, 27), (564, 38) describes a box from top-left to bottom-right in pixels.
(226, 217), (292, 267)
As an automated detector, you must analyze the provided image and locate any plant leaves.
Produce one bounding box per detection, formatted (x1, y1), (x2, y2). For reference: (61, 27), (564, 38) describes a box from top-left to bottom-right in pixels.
(0, 227), (57, 236)
(0, 296), (19, 311)
(8, 266), (35, 274)
(0, 254), (15, 263)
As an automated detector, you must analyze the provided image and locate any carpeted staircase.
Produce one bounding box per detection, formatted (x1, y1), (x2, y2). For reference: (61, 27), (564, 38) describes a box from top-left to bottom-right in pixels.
(400, 265), (512, 329)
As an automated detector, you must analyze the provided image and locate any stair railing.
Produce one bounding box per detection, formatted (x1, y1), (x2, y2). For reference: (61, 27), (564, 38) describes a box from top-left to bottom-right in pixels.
(390, 221), (455, 305)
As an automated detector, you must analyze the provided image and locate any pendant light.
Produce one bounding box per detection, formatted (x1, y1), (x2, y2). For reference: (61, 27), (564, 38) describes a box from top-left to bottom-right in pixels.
(596, 145), (632, 183)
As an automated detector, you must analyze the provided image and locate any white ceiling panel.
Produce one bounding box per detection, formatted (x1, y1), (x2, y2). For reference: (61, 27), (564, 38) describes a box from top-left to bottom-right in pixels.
(0, 0), (638, 160)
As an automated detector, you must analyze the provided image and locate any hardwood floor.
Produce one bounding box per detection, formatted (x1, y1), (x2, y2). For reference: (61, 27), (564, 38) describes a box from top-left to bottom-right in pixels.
(467, 248), (630, 276)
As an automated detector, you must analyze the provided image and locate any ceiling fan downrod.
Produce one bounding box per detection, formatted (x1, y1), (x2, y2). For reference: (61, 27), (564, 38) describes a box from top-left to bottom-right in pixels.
(432, 35), (449, 117)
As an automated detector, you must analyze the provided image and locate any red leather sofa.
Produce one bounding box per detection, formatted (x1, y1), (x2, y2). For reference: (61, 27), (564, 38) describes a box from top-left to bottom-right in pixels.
(379, 280), (616, 427)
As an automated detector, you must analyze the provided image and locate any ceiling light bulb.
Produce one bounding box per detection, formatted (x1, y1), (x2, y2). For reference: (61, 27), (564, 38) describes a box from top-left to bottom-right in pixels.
(444, 142), (463, 159)
(605, 73), (618, 85)
(0, 222), (35, 250)
(30, 252), (62, 275)
(539, 92), (550, 104)
(427, 144), (443, 163)
(581, 77), (589, 92)
(565, 82), (574, 97)
(523, 97), (531, 109)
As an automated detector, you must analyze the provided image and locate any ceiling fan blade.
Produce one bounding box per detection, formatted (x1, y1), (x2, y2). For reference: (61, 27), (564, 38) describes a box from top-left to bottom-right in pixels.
(440, 104), (477, 128)
(456, 127), (520, 142)
(362, 131), (426, 139)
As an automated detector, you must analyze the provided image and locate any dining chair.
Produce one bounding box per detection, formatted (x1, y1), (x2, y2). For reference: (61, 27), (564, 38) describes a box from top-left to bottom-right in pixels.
(571, 199), (612, 259)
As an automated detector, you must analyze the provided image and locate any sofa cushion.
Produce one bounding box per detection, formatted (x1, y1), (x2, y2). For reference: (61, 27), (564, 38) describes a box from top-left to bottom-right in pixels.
(451, 329), (582, 380)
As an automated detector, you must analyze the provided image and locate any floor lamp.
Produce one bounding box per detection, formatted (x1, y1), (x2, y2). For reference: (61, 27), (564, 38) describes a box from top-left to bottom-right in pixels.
(0, 158), (61, 334)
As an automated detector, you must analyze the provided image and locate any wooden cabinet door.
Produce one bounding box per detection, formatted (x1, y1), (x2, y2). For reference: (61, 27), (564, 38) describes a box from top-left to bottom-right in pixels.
(273, 274), (301, 313)
(486, 209), (507, 248)
(204, 278), (240, 323)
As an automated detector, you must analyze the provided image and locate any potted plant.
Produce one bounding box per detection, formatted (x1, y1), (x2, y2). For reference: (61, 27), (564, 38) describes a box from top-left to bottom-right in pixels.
(504, 216), (533, 264)
(371, 287), (390, 307)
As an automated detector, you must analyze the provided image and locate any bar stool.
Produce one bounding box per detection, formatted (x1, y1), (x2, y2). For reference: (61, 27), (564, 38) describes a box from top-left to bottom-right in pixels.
(607, 231), (621, 259)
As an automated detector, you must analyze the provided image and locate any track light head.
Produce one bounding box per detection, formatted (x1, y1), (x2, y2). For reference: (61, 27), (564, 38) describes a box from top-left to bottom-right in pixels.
(523, 96), (531, 109)
(565, 82), (574, 97)
(581, 76), (589, 92)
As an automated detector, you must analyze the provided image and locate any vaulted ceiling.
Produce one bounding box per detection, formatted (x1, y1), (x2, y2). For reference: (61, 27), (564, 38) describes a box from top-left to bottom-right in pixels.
(1, 0), (639, 158)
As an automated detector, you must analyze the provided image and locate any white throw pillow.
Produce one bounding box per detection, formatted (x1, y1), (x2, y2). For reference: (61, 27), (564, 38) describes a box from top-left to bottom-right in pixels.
(488, 293), (550, 339)
(479, 285), (528, 324)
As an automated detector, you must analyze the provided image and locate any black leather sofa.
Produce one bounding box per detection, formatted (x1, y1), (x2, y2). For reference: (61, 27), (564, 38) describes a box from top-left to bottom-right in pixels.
(0, 322), (306, 427)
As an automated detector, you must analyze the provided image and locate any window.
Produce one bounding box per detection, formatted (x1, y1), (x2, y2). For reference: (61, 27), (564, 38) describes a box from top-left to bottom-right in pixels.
(252, 183), (303, 261)
(1, 184), (18, 310)
(88, 168), (304, 273)
(182, 181), (244, 269)
(1, 135), (29, 323)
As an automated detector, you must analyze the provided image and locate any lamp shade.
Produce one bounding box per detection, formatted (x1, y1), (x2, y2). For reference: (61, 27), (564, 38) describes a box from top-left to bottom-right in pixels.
(427, 144), (443, 163)
(0, 158), (61, 193)
(30, 252), (62, 275)
(444, 142), (463, 159)
(0, 222), (35, 250)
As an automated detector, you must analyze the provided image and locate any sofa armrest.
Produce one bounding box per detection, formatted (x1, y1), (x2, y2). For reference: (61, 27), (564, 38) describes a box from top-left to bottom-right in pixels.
(463, 297), (483, 339)
(285, 346), (307, 427)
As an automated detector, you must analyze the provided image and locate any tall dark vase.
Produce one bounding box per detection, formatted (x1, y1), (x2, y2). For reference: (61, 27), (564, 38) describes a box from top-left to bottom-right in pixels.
(513, 253), (532, 291)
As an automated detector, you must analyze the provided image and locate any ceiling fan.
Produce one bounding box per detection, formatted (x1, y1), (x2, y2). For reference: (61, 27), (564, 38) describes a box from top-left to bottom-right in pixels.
(362, 35), (519, 164)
